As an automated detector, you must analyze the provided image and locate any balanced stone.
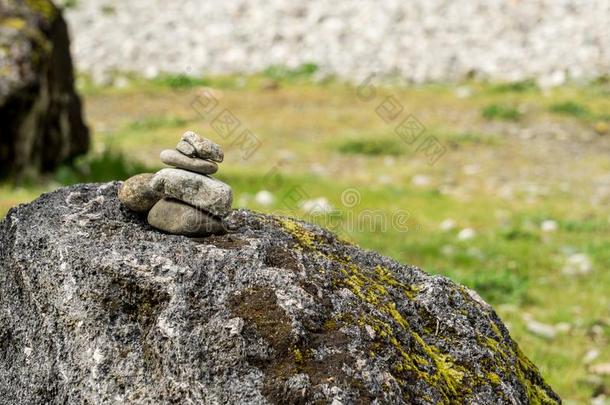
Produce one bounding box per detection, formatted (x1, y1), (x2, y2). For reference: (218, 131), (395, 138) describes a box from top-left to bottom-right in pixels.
(147, 198), (226, 236)
(150, 168), (232, 217)
(176, 140), (196, 157)
(118, 173), (163, 213)
(160, 149), (218, 174)
(182, 131), (224, 162)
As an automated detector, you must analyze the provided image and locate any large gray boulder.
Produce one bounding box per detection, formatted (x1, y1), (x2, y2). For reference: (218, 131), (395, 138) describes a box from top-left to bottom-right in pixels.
(0, 0), (89, 179)
(0, 183), (560, 404)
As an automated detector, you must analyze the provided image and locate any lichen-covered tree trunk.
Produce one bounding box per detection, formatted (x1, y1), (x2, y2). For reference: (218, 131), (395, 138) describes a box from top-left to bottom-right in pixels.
(0, 0), (89, 179)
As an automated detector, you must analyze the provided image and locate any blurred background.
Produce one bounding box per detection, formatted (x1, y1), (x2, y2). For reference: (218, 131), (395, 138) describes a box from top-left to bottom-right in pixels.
(1, 0), (609, 402)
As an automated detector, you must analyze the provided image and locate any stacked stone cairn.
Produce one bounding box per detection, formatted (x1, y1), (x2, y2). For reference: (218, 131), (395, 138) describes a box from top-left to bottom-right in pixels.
(118, 131), (232, 237)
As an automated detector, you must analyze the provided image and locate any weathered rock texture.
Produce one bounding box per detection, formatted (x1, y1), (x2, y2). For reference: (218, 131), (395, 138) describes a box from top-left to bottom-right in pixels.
(0, 0), (89, 179)
(0, 182), (560, 404)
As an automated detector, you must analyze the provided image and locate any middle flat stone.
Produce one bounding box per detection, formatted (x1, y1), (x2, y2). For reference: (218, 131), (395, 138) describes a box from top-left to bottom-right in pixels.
(150, 168), (233, 218)
(160, 149), (218, 174)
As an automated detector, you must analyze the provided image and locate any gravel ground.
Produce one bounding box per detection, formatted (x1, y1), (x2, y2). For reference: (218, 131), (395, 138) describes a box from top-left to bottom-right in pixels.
(64, 0), (610, 85)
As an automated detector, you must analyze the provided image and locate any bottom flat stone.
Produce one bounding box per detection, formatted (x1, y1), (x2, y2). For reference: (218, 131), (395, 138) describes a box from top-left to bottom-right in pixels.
(147, 198), (227, 237)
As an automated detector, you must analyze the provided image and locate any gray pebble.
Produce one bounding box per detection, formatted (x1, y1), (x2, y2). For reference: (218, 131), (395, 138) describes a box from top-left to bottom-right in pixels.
(176, 140), (196, 157)
(182, 131), (224, 163)
(118, 173), (163, 213)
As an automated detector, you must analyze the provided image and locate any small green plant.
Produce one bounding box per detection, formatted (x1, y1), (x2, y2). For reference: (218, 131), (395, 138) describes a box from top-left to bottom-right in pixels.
(442, 131), (501, 146)
(152, 74), (211, 89)
(549, 101), (589, 118)
(491, 80), (538, 93)
(561, 218), (610, 233)
(589, 75), (610, 95)
(482, 104), (522, 121)
(128, 116), (188, 131)
(58, 0), (79, 9)
(263, 63), (319, 81)
(99, 4), (116, 15)
(337, 138), (404, 156)
(500, 226), (539, 241)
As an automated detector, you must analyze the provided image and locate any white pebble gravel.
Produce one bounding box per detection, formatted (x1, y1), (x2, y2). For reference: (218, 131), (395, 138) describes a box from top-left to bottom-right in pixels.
(64, 0), (610, 84)
(254, 190), (275, 206)
(457, 228), (476, 241)
(540, 220), (558, 233)
(562, 253), (593, 276)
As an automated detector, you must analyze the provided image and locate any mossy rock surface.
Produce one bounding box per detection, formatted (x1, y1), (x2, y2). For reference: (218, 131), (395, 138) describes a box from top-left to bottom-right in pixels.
(0, 0), (56, 98)
(0, 0), (89, 179)
(0, 182), (560, 404)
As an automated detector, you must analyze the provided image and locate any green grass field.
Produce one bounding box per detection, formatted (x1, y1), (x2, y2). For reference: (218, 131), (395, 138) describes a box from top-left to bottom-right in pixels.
(2, 72), (610, 402)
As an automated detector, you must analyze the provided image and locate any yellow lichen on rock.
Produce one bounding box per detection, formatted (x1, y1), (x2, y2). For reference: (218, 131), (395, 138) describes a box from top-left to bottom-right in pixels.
(487, 372), (501, 385)
(24, 0), (57, 21)
(275, 214), (558, 403)
(516, 347), (558, 405)
(1, 17), (27, 31)
(339, 262), (468, 401)
(279, 218), (317, 250)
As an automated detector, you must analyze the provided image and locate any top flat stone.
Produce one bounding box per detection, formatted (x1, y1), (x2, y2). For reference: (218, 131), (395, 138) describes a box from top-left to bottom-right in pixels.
(181, 131), (224, 163)
(176, 141), (196, 157)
